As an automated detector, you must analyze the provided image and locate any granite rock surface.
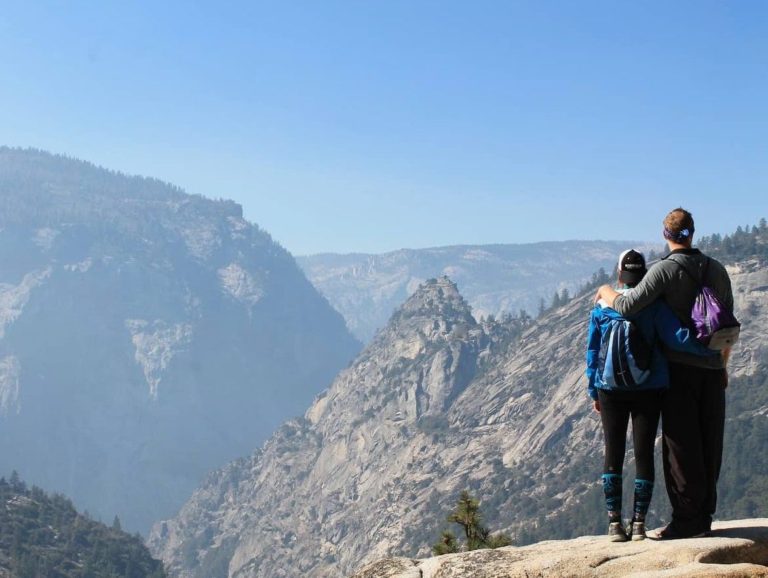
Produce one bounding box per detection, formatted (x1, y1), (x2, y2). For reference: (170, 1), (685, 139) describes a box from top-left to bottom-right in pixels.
(353, 519), (768, 578)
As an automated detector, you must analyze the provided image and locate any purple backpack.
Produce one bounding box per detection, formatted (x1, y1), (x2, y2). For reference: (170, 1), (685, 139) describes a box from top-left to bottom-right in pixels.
(671, 257), (740, 350)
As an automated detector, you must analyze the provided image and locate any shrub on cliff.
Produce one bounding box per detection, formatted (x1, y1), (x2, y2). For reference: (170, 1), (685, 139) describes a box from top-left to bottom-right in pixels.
(432, 490), (512, 555)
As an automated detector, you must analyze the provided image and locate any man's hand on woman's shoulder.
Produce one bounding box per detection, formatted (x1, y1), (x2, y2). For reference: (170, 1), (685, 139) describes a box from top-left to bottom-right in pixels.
(595, 284), (620, 307)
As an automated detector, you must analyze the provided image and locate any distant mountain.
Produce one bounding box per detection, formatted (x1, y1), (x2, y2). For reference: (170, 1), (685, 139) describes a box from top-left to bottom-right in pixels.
(0, 147), (360, 533)
(0, 473), (166, 578)
(150, 249), (768, 577)
(297, 241), (658, 342)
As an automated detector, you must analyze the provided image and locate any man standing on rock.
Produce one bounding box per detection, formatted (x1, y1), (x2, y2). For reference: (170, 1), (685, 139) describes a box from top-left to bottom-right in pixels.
(595, 208), (734, 539)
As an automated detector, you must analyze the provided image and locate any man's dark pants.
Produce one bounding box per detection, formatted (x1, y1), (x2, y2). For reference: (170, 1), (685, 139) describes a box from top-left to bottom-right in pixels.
(662, 362), (727, 534)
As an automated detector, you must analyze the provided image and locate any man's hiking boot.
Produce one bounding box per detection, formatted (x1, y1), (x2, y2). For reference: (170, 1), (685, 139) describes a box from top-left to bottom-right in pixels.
(649, 523), (708, 540)
(630, 520), (646, 541)
(608, 521), (629, 542)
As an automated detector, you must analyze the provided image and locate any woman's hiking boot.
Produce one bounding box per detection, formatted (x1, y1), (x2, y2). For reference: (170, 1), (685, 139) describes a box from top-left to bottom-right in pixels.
(630, 520), (646, 541)
(608, 521), (629, 542)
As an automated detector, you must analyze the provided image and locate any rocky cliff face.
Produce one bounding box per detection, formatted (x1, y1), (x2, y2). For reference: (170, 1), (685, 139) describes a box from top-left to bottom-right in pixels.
(297, 242), (657, 342)
(150, 259), (768, 578)
(149, 277), (499, 577)
(0, 148), (360, 533)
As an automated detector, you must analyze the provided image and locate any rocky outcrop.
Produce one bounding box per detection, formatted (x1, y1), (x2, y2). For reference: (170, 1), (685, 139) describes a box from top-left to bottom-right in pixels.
(151, 259), (768, 577)
(354, 519), (768, 578)
(297, 242), (657, 341)
(0, 147), (360, 533)
(149, 277), (501, 577)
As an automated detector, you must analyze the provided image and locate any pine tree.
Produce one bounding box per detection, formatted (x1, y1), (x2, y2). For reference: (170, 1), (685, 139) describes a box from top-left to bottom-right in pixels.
(596, 267), (609, 286)
(432, 530), (459, 555)
(449, 491), (485, 550)
(432, 490), (514, 554)
(9, 470), (24, 492)
(485, 532), (513, 548)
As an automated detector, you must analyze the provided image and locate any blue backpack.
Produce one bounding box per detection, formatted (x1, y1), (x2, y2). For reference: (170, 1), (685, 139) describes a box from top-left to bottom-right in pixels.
(599, 317), (653, 388)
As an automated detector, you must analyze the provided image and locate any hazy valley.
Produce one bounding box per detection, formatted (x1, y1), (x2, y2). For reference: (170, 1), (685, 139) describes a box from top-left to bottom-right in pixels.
(0, 148), (360, 534)
(150, 226), (768, 577)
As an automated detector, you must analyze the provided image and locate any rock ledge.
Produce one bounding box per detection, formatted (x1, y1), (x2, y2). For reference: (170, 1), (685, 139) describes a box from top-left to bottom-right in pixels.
(352, 519), (768, 577)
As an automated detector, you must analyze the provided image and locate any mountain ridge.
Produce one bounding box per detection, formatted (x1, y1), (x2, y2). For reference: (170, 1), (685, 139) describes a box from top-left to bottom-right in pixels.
(0, 473), (168, 578)
(150, 250), (768, 577)
(297, 240), (658, 342)
(0, 147), (360, 533)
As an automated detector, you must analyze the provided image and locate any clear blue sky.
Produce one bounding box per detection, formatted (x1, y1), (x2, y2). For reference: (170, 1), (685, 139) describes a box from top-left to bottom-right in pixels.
(1, 1), (766, 255)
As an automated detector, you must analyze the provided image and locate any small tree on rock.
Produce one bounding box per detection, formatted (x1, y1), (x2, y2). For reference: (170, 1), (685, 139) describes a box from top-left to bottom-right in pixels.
(432, 530), (459, 555)
(449, 491), (485, 550)
(432, 490), (513, 554)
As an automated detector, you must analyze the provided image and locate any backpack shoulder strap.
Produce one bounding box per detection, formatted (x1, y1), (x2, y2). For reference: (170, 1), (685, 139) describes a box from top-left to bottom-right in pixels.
(665, 255), (708, 287)
(702, 256), (711, 284)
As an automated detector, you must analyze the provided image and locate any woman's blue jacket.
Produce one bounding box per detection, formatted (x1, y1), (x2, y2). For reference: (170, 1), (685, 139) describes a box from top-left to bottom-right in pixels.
(586, 299), (716, 400)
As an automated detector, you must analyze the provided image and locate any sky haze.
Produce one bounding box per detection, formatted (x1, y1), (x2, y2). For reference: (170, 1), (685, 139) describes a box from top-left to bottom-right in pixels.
(1, 1), (766, 254)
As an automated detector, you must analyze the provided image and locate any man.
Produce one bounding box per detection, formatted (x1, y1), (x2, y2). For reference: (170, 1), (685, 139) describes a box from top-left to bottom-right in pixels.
(594, 208), (733, 539)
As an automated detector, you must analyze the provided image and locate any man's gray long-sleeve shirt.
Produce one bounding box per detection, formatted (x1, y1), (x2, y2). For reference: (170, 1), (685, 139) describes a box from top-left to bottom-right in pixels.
(613, 248), (733, 369)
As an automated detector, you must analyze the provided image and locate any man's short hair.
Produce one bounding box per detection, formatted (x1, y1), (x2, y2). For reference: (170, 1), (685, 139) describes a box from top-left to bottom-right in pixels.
(663, 208), (695, 243)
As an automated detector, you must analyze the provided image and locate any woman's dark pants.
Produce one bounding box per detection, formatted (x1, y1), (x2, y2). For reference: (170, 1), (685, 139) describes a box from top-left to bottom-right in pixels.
(598, 389), (663, 519)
